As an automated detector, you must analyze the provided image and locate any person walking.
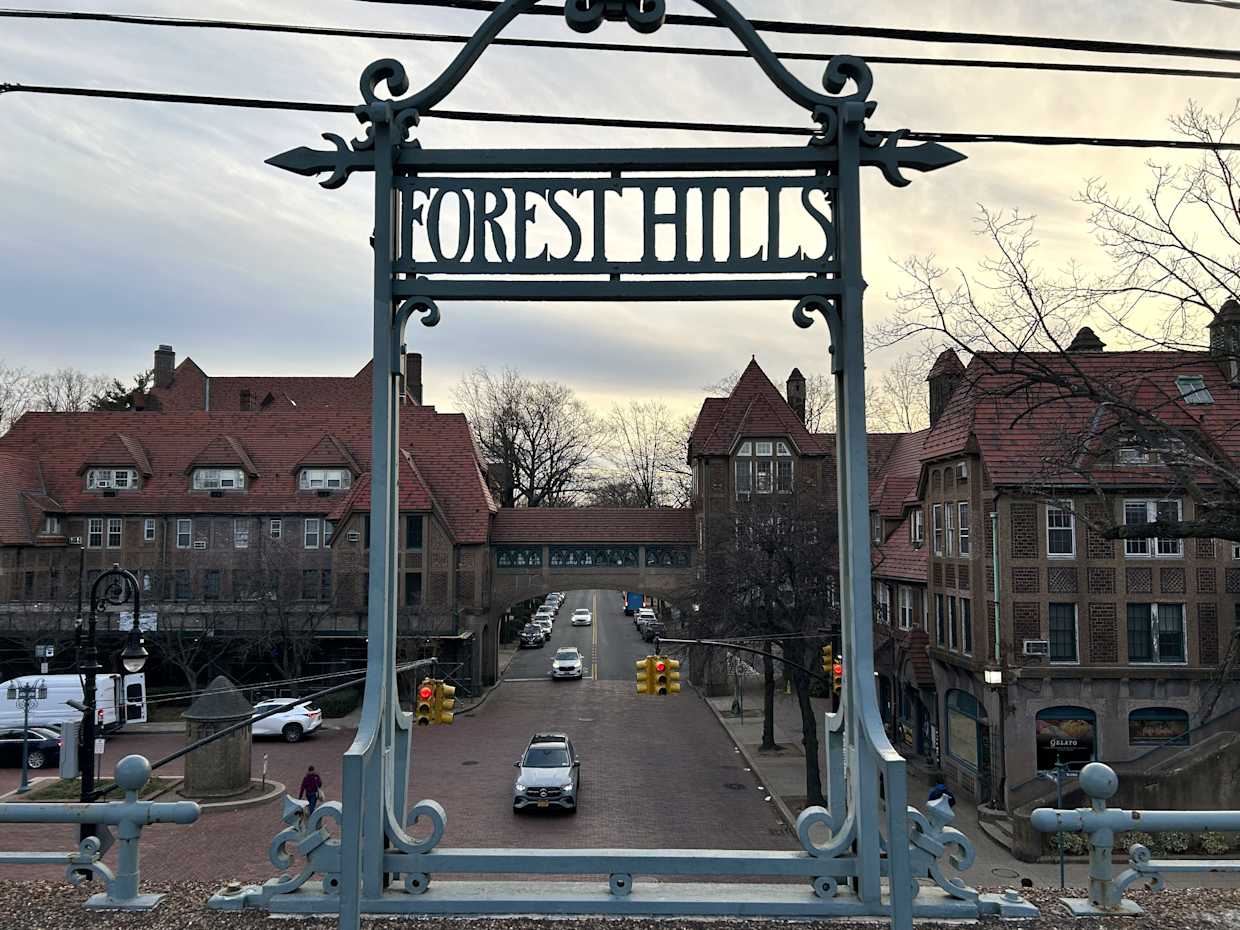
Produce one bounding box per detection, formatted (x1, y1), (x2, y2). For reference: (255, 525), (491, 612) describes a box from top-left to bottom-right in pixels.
(299, 765), (324, 815)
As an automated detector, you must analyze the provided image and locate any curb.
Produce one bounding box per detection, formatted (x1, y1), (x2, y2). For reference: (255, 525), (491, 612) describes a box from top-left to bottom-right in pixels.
(696, 685), (801, 833)
(181, 779), (287, 815)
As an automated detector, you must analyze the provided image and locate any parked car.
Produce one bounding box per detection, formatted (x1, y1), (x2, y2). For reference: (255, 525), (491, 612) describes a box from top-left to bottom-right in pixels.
(634, 607), (656, 629)
(641, 621), (666, 643)
(533, 616), (554, 639)
(0, 727), (61, 770)
(535, 606), (557, 624)
(551, 647), (584, 679)
(570, 608), (592, 626)
(512, 732), (580, 814)
(251, 699), (323, 743)
(518, 624), (546, 648)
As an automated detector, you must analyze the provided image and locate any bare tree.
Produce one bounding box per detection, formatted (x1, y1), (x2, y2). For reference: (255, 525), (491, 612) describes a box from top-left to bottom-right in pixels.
(156, 621), (239, 695)
(586, 478), (645, 508)
(28, 368), (111, 413)
(0, 362), (32, 435)
(604, 400), (686, 507)
(693, 495), (840, 806)
(868, 352), (930, 433)
(454, 367), (601, 507)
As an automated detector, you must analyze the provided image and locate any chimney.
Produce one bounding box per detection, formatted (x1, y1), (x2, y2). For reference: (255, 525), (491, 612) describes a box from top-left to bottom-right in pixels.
(153, 344), (175, 389)
(786, 368), (806, 423)
(1209, 298), (1240, 385)
(403, 352), (423, 404)
(1067, 326), (1106, 352)
(926, 349), (965, 427)
(130, 390), (147, 411)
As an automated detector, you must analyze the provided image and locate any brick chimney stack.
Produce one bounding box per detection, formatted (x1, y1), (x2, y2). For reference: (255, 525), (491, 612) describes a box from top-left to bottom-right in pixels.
(404, 352), (423, 404)
(154, 344), (175, 390)
(786, 368), (806, 422)
(926, 349), (965, 427)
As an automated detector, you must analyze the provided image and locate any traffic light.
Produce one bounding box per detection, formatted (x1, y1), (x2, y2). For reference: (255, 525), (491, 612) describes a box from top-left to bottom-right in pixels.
(832, 656), (844, 695)
(635, 657), (652, 694)
(821, 644), (833, 675)
(435, 681), (456, 725)
(663, 658), (681, 695)
(415, 680), (434, 726)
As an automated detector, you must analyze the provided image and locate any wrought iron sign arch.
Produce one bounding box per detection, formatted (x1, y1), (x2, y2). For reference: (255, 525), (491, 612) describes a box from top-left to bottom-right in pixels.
(223, 4), (1032, 930)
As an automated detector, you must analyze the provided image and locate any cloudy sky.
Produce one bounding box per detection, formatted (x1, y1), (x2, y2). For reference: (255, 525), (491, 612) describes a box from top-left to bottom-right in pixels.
(2, 0), (1237, 418)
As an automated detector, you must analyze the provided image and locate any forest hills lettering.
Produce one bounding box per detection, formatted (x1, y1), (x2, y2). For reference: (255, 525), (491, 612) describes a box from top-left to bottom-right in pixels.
(396, 176), (837, 276)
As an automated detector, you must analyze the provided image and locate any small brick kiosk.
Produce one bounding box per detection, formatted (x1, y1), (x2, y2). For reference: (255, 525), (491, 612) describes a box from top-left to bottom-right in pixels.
(182, 675), (253, 798)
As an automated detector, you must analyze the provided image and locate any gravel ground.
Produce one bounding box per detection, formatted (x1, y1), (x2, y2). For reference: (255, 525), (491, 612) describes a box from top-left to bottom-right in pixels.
(8, 881), (1240, 930)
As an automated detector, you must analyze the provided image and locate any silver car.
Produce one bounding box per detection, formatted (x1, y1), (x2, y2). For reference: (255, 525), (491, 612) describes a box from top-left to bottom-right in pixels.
(551, 646), (584, 679)
(512, 733), (580, 813)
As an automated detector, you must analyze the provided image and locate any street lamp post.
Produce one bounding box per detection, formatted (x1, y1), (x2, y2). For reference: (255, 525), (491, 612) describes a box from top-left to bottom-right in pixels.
(6, 679), (47, 794)
(77, 564), (148, 840)
(983, 667), (1007, 811)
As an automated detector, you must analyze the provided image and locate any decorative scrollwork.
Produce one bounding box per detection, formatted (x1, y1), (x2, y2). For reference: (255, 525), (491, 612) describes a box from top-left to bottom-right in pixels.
(565, 0), (666, 34)
(399, 799), (447, 854)
(262, 797), (343, 899)
(1115, 844), (1167, 896)
(906, 798), (979, 903)
(360, 59), (411, 109)
(403, 872), (431, 895)
(792, 295), (833, 330)
(397, 295), (442, 329)
(65, 834), (114, 889)
(823, 56), (875, 107)
(796, 804), (856, 859)
(811, 875), (839, 899)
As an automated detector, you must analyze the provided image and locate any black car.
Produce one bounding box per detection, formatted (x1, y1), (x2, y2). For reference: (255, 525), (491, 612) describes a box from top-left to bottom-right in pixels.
(641, 621), (666, 643)
(0, 727), (61, 770)
(518, 624), (546, 648)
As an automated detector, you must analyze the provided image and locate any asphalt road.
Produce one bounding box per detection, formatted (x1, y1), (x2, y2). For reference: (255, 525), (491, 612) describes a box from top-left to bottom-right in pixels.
(505, 589), (657, 682)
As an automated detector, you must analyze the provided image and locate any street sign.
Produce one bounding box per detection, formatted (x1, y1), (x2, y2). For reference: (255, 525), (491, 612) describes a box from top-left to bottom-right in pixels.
(94, 738), (106, 756)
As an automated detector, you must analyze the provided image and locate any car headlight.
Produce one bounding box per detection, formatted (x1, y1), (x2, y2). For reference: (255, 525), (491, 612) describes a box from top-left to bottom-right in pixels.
(561, 782), (575, 792)
(515, 783), (527, 792)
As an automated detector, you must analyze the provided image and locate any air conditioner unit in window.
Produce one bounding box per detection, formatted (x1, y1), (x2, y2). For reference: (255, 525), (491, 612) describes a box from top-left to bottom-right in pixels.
(956, 462), (969, 480)
(1023, 639), (1050, 656)
(192, 540), (207, 550)
(347, 531), (360, 542)
(69, 536), (83, 545)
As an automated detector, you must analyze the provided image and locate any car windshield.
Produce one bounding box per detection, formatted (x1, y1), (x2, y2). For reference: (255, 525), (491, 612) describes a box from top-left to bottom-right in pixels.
(524, 746), (570, 767)
(556, 650), (579, 660)
(574, 609), (588, 614)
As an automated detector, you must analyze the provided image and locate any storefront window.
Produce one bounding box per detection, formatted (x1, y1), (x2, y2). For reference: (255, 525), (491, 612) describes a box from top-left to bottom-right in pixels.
(1128, 707), (1189, 746)
(1036, 706), (1096, 772)
(946, 689), (986, 770)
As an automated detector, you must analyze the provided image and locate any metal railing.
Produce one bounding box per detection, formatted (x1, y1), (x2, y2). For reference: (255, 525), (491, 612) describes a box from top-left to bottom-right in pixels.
(0, 754), (199, 910)
(1032, 761), (1240, 916)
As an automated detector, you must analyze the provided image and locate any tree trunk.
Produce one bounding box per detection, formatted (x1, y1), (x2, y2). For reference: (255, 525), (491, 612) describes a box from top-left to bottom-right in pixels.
(761, 640), (780, 751)
(785, 637), (825, 807)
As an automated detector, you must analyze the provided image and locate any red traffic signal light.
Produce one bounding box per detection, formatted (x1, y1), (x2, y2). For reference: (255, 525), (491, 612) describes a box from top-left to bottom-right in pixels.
(832, 663), (842, 676)
(655, 661), (666, 672)
(419, 686), (433, 700)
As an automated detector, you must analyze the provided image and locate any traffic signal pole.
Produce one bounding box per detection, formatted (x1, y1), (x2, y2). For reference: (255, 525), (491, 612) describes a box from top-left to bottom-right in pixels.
(654, 637), (834, 689)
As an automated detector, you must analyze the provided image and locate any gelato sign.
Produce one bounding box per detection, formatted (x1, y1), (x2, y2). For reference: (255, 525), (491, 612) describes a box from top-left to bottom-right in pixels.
(1036, 711), (1096, 770)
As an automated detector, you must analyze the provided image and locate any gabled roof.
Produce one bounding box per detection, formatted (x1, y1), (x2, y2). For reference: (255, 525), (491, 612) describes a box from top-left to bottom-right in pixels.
(0, 450), (45, 546)
(689, 359), (828, 457)
(870, 430), (929, 517)
(491, 507), (695, 544)
(78, 432), (153, 476)
(296, 434), (363, 474)
(189, 436), (260, 477)
(872, 512), (927, 584)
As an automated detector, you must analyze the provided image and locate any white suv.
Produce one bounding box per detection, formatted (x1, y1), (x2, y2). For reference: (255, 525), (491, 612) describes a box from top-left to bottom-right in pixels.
(571, 608), (592, 626)
(251, 699), (323, 743)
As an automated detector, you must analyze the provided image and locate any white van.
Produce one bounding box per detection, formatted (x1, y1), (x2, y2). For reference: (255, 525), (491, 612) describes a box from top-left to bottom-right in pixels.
(0, 673), (147, 732)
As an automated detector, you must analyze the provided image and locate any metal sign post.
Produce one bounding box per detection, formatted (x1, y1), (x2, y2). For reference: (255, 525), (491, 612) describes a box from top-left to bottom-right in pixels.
(212, 2), (1033, 928)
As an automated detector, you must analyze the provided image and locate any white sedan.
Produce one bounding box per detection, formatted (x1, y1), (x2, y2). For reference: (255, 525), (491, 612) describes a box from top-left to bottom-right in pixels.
(251, 699), (323, 743)
(571, 608), (592, 626)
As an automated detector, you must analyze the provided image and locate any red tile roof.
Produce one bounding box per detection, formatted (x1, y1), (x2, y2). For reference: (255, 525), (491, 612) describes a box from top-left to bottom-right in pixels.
(491, 508), (696, 544)
(873, 513), (927, 584)
(870, 429), (929, 517)
(0, 404), (495, 545)
(923, 351), (1240, 487)
(688, 359), (829, 457)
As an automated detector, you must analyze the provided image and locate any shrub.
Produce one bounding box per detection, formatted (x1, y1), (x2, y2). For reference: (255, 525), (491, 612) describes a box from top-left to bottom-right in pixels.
(1117, 831), (1155, 853)
(1048, 832), (1089, 855)
(316, 687), (361, 718)
(1199, 832), (1230, 856)
(1153, 831), (1192, 855)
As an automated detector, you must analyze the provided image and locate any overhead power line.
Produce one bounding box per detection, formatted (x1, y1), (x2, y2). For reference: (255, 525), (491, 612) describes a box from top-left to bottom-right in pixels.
(354, 0), (1240, 64)
(2, 9), (1238, 81)
(2, 83), (1239, 151)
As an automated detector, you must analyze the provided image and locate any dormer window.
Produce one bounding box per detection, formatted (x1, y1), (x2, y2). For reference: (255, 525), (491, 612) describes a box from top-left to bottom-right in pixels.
(192, 468), (246, 490)
(1176, 375), (1214, 405)
(86, 468), (138, 490)
(735, 439), (795, 499)
(40, 515), (62, 536)
(299, 468), (352, 490)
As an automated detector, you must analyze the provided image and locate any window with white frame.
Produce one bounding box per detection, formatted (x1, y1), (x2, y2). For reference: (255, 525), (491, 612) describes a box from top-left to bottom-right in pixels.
(324, 520), (334, 546)
(932, 504), (944, 555)
(1047, 503), (1076, 558)
(106, 518), (122, 548)
(898, 586), (913, 629)
(143, 518), (155, 542)
(1127, 603), (1186, 664)
(270, 518), (282, 540)
(40, 515), (62, 536)
(1049, 602), (1079, 663)
(87, 518), (103, 548)
(776, 459), (793, 493)
(176, 518), (192, 549)
(755, 460), (772, 494)
(86, 468), (138, 490)
(735, 458), (752, 497)
(912, 509), (924, 545)
(876, 584), (890, 624)
(234, 519), (250, 549)
(1233, 542), (1240, 560)
(191, 468), (246, 490)
(1124, 499), (1183, 558)
(945, 503), (955, 556)
(1175, 375), (1214, 405)
(735, 439), (792, 498)
(304, 518), (321, 549)
(298, 468), (352, 490)
(958, 502), (970, 555)
(872, 512), (882, 544)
